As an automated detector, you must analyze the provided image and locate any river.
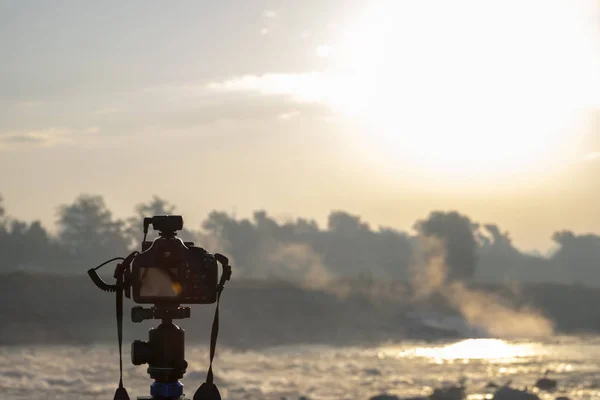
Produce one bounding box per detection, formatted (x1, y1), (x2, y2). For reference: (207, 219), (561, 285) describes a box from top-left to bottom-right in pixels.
(2, 336), (599, 399)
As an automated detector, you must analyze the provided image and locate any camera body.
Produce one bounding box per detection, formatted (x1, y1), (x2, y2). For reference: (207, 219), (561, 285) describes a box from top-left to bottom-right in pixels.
(128, 215), (219, 305)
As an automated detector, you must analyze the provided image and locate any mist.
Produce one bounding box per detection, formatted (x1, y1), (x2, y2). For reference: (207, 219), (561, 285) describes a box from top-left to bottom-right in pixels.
(266, 243), (332, 289)
(411, 236), (554, 338)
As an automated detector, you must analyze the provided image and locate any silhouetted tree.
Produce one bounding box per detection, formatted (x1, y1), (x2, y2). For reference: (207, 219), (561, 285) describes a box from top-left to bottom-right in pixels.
(56, 194), (128, 270)
(0, 195), (55, 272)
(202, 211), (259, 276)
(414, 211), (478, 282)
(474, 223), (559, 283)
(551, 230), (600, 284)
(0, 195), (6, 243)
(2, 190), (600, 287)
(323, 211), (375, 277)
(0, 194), (5, 220)
(4, 220), (54, 271)
(373, 227), (413, 280)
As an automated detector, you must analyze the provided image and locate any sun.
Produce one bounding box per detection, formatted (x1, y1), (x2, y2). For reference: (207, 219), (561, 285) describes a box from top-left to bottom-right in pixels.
(325, 0), (597, 184)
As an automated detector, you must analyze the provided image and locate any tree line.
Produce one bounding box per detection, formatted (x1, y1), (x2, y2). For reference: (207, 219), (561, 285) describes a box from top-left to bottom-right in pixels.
(0, 193), (598, 286)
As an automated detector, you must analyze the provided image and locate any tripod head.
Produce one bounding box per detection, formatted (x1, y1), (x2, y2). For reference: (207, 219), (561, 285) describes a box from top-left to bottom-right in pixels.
(131, 305), (191, 323)
(131, 306), (190, 399)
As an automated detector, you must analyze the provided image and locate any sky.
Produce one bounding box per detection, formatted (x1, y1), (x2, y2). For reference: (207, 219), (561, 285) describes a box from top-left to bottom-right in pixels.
(0, 0), (599, 253)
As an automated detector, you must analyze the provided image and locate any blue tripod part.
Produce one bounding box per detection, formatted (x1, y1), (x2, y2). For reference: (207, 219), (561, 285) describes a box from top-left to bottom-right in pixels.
(150, 381), (184, 398)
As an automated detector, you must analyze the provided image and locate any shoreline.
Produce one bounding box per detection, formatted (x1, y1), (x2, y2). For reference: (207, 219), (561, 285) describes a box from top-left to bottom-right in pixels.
(2, 272), (600, 347)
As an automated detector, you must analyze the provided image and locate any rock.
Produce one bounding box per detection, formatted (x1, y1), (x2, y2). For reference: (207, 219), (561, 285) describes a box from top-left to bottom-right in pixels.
(364, 368), (383, 376)
(368, 395), (401, 400)
(430, 385), (465, 400)
(535, 370), (557, 391)
(492, 386), (540, 400)
(535, 377), (557, 391)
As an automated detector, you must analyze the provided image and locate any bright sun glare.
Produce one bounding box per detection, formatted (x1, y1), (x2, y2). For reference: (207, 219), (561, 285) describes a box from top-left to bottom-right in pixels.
(327, 0), (599, 181)
(383, 339), (540, 362)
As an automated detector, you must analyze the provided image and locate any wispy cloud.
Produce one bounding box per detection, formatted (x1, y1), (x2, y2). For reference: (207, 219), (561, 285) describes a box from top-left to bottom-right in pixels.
(0, 127), (99, 149)
(205, 72), (363, 115)
(260, 28), (270, 35)
(206, 72), (332, 104)
(278, 111), (300, 120)
(0, 128), (71, 148)
(585, 152), (600, 161)
(263, 10), (277, 18)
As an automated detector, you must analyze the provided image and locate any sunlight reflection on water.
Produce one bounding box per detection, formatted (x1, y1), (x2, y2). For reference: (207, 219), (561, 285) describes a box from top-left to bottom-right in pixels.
(382, 338), (542, 363)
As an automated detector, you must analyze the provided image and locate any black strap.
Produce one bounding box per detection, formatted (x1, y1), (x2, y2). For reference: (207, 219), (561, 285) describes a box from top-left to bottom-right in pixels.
(112, 253), (137, 400)
(194, 256), (231, 400)
(206, 286), (222, 384)
(114, 274), (130, 400)
(193, 288), (223, 400)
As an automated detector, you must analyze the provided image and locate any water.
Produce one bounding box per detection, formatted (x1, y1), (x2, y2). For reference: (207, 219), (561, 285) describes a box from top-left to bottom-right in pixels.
(2, 336), (600, 399)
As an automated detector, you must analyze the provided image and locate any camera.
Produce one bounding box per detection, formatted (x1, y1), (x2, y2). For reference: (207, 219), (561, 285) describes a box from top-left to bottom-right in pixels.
(128, 215), (219, 305)
(88, 213), (231, 400)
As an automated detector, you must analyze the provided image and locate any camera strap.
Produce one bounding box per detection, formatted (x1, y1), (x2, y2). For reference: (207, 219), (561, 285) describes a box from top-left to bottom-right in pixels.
(193, 254), (231, 400)
(114, 272), (130, 400)
(112, 252), (138, 400)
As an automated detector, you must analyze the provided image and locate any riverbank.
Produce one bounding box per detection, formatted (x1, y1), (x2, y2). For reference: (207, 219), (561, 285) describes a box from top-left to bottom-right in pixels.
(1, 271), (599, 347)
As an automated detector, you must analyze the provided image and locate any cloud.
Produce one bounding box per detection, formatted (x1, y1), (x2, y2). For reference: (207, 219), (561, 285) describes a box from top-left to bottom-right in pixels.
(93, 82), (333, 131)
(584, 152), (600, 161)
(205, 72), (370, 116)
(0, 127), (99, 149)
(0, 128), (72, 147)
(260, 27), (269, 35)
(263, 10), (277, 18)
(206, 72), (337, 105)
(278, 111), (300, 120)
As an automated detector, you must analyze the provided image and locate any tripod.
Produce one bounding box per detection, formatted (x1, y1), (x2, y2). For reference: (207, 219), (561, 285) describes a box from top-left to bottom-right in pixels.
(88, 245), (231, 400)
(131, 306), (192, 400)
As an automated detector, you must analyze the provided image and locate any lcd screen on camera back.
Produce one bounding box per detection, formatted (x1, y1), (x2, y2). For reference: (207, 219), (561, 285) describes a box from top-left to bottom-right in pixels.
(139, 267), (182, 298)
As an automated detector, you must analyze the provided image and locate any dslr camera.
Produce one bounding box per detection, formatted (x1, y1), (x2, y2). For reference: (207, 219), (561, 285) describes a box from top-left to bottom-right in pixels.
(88, 214), (231, 400)
(129, 215), (219, 305)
